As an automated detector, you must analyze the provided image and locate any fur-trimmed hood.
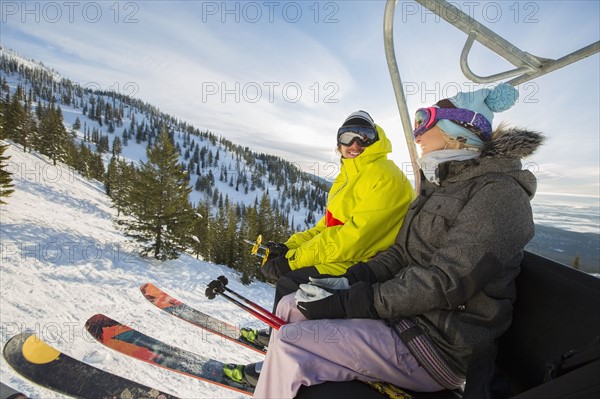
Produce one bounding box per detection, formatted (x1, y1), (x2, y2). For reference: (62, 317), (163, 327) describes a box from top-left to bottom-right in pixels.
(437, 126), (545, 199)
(480, 124), (545, 158)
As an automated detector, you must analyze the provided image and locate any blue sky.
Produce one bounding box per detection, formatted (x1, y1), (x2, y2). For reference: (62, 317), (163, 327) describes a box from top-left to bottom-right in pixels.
(1, 1), (599, 196)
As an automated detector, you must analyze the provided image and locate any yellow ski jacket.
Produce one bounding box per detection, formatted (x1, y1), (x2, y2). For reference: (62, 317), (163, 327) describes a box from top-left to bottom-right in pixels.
(284, 125), (415, 275)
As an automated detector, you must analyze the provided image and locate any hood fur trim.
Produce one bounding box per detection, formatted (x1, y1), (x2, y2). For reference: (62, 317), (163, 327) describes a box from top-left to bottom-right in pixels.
(480, 123), (545, 158)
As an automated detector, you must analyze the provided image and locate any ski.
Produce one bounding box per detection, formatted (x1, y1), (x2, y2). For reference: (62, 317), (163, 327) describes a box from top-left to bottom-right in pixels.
(140, 283), (267, 354)
(85, 313), (254, 396)
(142, 282), (415, 399)
(3, 332), (177, 399)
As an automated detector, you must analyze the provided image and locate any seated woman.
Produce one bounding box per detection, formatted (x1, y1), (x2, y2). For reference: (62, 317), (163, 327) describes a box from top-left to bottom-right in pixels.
(236, 111), (415, 350)
(251, 83), (544, 398)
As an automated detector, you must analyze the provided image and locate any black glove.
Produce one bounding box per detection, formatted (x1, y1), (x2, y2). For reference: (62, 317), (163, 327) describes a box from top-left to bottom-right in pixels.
(295, 281), (379, 320)
(345, 262), (377, 285)
(305, 263), (374, 288)
(205, 279), (225, 300)
(261, 255), (291, 281)
(265, 241), (288, 258)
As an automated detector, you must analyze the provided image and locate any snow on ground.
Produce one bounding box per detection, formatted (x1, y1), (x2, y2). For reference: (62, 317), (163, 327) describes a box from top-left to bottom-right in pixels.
(0, 142), (271, 398)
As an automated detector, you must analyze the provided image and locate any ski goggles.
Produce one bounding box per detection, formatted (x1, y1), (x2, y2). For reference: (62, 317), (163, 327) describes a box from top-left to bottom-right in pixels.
(337, 125), (379, 147)
(413, 106), (492, 140)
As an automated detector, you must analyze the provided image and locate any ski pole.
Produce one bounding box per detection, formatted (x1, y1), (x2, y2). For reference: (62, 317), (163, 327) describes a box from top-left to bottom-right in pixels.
(216, 276), (286, 327)
(220, 291), (283, 330)
(205, 277), (285, 330)
(243, 239), (267, 253)
(248, 235), (270, 262)
(214, 276), (285, 328)
(244, 235), (271, 266)
(244, 234), (267, 255)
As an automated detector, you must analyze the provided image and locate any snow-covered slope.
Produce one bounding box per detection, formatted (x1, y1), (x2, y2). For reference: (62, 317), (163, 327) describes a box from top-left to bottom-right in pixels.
(0, 142), (270, 398)
(1, 48), (329, 234)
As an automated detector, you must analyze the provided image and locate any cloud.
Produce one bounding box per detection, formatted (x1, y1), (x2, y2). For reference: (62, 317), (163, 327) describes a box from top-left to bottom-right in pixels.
(1, 0), (598, 195)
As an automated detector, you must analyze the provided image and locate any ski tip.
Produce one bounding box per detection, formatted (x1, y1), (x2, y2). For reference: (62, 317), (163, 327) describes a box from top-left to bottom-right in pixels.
(21, 334), (61, 365)
(85, 314), (120, 338)
(86, 313), (114, 324)
(140, 282), (158, 291)
(142, 282), (167, 298)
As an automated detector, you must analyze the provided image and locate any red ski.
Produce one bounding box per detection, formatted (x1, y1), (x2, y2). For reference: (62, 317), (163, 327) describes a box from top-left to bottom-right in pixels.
(85, 313), (254, 396)
(140, 283), (267, 353)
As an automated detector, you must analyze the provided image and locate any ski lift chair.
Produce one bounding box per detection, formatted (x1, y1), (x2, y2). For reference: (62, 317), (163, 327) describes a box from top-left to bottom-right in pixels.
(296, 254), (600, 399)
(297, 1), (600, 398)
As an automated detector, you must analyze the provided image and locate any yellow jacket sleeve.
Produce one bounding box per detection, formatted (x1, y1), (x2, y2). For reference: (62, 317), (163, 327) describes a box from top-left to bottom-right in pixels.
(284, 216), (326, 250)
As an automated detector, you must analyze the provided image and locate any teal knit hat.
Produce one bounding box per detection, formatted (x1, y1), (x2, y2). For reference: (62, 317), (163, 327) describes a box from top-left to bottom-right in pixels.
(437, 83), (518, 147)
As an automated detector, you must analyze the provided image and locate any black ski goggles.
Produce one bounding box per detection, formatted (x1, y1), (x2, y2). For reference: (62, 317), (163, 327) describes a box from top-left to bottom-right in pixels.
(337, 125), (379, 147)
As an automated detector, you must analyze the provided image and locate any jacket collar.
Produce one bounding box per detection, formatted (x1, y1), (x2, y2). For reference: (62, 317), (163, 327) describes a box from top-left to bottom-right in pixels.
(340, 124), (392, 176)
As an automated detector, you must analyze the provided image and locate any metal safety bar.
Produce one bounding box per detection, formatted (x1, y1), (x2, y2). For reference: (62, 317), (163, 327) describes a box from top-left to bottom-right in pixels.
(383, 0), (599, 191)
(415, 0), (600, 85)
(383, 0), (422, 193)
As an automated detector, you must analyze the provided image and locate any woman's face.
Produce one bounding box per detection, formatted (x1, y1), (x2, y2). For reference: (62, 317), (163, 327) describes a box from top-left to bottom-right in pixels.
(415, 126), (448, 155)
(340, 141), (366, 159)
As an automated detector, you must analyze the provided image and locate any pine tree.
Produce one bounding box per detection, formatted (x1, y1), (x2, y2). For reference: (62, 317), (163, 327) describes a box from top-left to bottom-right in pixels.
(72, 143), (92, 178)
(122, 128), (129, 146)
(105, 156), (135, 216)
(5, 94), (31, 152)
(224, 203), (241, 268)
(191, 199), (211, 260)
(0, 143), (14, 205)
(257, 192), (275, 239)
(38, 102), (69, 165)
(238, 204), (263, 283)
(112, 136), (122, 157)
(118, 127), (197, 260)
(213, 205), (233, 266)
(0, 98), (15, 205)
(88, 151), (105, 181)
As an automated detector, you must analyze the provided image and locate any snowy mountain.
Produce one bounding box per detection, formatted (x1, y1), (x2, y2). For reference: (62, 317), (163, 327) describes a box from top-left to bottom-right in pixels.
(0, 142), (268, 397)
(0, 46), (330, 233)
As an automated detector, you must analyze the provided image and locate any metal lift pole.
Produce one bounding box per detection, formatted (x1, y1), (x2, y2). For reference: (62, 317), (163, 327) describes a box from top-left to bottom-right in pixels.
(384, 0), (421, 194)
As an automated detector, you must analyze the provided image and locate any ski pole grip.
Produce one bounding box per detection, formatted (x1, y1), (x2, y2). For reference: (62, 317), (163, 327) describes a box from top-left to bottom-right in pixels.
(217, 276), (228, 286)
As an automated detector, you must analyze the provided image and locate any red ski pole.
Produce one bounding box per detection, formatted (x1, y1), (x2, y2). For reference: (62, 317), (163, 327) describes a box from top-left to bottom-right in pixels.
(216, 276), (287, 327)
(205, 276), (286, 330)
(219, 292), (284, 330)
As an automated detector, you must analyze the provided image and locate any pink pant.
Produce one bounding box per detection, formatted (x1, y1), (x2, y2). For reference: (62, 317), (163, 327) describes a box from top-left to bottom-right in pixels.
(253, 294), (443, 398)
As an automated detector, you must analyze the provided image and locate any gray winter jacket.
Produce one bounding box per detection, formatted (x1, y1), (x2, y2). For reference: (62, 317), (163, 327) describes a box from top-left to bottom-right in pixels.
(365, 127), (544, 376)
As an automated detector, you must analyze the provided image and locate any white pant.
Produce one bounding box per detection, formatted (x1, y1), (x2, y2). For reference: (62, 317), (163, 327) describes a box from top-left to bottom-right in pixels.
(253, 294), (443, 398)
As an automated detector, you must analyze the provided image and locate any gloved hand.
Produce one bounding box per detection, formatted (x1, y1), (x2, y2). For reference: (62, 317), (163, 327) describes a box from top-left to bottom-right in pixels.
(295, 284), (345, 319)
(345, 262), (377, 285)
(308, 276), (351, 290)
(265, 242), (288, 258)
(261, 255), (291, 281)
(295, 281), (379, 320)
(295, 284), (334, 302)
